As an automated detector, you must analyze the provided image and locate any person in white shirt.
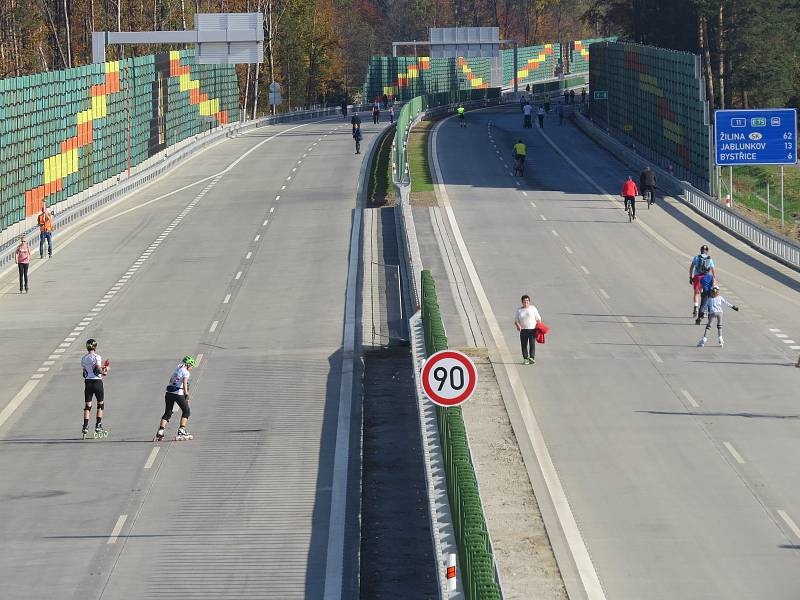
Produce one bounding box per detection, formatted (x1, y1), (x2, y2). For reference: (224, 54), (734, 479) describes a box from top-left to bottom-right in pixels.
(523, 102), (533, 128)
(514, 294), (542, 364)
(81, 338), (110, 438)
(697, 286), (738, 347)
(154, 355), (196, 441)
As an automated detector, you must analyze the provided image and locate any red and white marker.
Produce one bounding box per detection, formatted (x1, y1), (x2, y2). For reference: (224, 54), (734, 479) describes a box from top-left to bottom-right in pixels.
(421, 350), (477, 407)
(446, 553), (457, 591)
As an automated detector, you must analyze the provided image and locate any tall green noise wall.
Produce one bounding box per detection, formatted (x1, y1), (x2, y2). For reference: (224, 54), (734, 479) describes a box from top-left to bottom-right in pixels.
(502, 43), (560, 88)
(0, 49), (238, 231)
(364, 56), (491, 104)
(589, 41), (710, 191)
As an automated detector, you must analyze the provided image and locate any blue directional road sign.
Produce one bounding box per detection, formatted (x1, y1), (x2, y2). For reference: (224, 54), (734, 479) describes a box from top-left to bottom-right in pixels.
(715, 108), (797, 165)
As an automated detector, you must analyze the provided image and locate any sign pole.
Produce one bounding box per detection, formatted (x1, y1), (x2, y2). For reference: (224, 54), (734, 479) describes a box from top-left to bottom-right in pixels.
(729, 166), (733, 208)
(767, 182), (770, 219)
(781, 166), (785, 228)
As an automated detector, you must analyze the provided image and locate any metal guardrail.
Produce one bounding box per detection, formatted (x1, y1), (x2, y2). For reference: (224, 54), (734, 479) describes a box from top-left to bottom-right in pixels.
(572, 111), (800, 272)
(0, 104), (358, 272)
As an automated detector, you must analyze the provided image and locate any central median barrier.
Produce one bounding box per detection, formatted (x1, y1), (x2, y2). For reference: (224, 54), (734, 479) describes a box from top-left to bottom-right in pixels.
(421, 270), (502, 600)
(391, 87), (504, 598)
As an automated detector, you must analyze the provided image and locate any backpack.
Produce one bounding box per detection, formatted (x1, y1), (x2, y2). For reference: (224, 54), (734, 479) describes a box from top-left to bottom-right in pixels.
(697, 254), (712, 274)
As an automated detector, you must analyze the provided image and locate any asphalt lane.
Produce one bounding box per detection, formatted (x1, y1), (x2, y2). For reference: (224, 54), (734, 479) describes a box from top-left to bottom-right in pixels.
(0, 113), (377, 599)
(432, 106), (800, 599)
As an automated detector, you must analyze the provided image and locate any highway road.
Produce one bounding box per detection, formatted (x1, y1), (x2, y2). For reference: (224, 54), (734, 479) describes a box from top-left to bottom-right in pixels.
(0, 114), (379, 599)
(427, 105), (800, 600)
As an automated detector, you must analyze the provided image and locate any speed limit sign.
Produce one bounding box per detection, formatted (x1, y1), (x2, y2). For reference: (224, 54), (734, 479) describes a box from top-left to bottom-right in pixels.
(421, 350), (478, 407)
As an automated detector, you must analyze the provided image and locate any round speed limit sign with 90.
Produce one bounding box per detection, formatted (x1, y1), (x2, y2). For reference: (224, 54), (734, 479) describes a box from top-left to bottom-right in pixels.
(421, 350), (478, 407)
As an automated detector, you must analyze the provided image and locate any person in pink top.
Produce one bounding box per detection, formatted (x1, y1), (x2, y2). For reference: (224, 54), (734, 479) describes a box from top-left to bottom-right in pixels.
(14, 234), (31, 293)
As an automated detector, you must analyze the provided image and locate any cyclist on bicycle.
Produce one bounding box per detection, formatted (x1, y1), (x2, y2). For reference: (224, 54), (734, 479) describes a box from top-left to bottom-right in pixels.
(621, 176), (639, 219)
(513, 139), (527, 174)
(457, 104), (466, 128)
(640, 166), (656, 205)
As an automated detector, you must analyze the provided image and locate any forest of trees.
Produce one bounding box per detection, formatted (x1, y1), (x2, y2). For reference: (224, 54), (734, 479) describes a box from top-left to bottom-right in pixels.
(586, 0), (800, 109)
(0, 0), (796, 115)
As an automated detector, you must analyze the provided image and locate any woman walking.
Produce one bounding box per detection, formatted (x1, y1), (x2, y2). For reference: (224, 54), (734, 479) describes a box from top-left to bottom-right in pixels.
(15, 235), (31, 293)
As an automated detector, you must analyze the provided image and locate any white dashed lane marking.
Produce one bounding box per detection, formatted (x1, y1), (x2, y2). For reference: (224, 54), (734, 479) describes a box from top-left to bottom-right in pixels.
(209, 321), (219, 333)
(778, 510), (800, 539)
(598, 288), (610, 300)
(144, 447), (159, 470)
(723, 442), (746, 465)
(107, 515), (127, 544)
(681, 389), (700, 408)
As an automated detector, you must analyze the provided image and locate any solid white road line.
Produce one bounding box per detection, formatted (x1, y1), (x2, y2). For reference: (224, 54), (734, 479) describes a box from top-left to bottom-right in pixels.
(144, 447), (159, 470)
(107, 515), (127, 544)
(322, 190), (361, 600)
(681, 389), (700, 408)
(648, 349), (663, 363)
(778, 510), (800, 539)
(1, 381), (45, 419)
(209, 321), (219, 333)
(723, 442), (746, 465)
(430, 117), (607, 600)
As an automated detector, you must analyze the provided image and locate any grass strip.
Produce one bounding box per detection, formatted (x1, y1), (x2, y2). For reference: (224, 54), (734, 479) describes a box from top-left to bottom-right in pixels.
(368, 127), (395, 206)
(408, 121), (435, 194)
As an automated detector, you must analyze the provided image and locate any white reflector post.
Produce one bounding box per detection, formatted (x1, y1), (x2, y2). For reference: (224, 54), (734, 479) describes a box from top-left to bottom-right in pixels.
(447, 553), (457, 592)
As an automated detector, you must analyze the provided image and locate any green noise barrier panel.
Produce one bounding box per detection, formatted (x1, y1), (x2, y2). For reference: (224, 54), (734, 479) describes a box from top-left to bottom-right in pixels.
(394, 89), (500, 184)
(0, 49), (238, 232)
(364, 56), (494, 104)
(589, 41), (710, 191)
(421, 269), (501, 599)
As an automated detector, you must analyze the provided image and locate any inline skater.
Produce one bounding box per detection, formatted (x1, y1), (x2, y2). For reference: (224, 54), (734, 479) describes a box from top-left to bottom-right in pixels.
(640, 166), (657, 206)
(620, 176), (639, 220)
(689, 244), (717, 317)
(512, 139), (527, 176)
(457, 104), (466, 128)
(154, 356), (196, 442)
(81, 339), (110, 438)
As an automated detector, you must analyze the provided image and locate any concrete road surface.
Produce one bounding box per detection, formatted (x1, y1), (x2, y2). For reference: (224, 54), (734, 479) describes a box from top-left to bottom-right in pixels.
(0, 113), (379, 599)
(427, 105), (800, 600)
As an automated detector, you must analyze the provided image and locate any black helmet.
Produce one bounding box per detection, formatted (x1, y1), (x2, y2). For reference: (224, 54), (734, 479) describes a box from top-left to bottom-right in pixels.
(700, 244), (709, 253)
(86, 339), (97, 351)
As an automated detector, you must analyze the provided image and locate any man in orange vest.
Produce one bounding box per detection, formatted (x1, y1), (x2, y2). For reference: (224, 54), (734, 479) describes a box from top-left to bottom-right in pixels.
(38, 205), (53, 258)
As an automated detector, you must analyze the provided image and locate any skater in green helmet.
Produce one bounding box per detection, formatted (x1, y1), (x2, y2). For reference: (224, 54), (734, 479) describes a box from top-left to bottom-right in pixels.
(81, 338), (110, 439)
(154, 355), (196, 442)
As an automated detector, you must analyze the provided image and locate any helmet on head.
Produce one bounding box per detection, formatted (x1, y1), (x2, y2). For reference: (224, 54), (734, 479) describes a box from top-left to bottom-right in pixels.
(86, 339), (97, 351)
(700, 244), (709, 254)
(182, 355), (196, 367)
(711, 285), (720, 292)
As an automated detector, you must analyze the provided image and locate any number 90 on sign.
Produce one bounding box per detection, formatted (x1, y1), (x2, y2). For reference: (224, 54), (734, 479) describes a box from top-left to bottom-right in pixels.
(421, 350), (478, 407)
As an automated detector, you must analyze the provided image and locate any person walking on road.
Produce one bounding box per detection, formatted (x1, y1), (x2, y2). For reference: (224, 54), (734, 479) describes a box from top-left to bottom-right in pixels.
(569, 89), (575, 104)
(581, 88), (587, 104)
(340, 99), (348, 119)
(81, 338), (110, 438)
(372, 103), (380, 124)
(697, 286), (738, 347)
(537, 105), (545, 128)
(690, 244), (716, 317)
(523, 101), (533, 128)
(353, 125), (363, 154)
(556, 101), (564, 125)
(621, 175), (639, 219)
(14, 234), (31, 293)
(351, 112), (361, 136)
(38, 204), (53, 258)
(515, 294), (542, 365)
(154, 356), (196, 442)
(389, 104), (394, 124)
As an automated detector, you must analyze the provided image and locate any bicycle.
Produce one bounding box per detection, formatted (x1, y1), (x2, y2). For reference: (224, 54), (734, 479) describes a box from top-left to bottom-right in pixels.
(624, 196), (635, 222)
(513, 155), (525, 177)
(643, 187), (655, 209)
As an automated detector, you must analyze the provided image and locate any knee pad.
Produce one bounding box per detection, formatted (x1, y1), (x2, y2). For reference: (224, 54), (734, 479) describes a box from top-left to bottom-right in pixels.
(96, 401), (105, 410)
(182, 406), (191, 418)
(84, 403), (92, 412)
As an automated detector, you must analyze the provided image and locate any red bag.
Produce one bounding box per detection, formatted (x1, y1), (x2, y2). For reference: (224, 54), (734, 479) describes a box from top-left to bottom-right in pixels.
(535, 322), (550, 344)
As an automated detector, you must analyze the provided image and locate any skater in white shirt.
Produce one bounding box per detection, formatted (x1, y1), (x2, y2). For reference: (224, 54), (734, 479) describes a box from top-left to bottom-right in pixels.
(697, 286), (738, 347)
(514, 294), (542, 364)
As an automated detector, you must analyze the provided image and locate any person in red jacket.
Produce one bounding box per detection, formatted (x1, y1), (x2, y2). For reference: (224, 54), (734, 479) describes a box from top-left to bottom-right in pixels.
(620, 176), (639, 219)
